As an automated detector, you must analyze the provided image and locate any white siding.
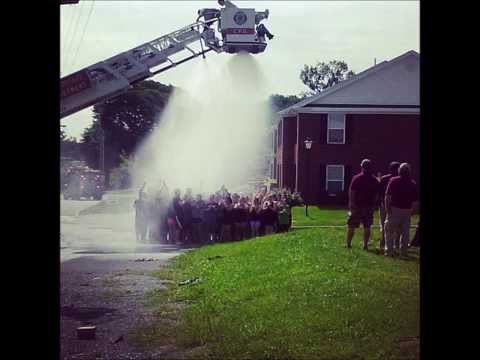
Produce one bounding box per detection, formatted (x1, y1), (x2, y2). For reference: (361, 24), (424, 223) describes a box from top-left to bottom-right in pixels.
(311, 53), (419, 106)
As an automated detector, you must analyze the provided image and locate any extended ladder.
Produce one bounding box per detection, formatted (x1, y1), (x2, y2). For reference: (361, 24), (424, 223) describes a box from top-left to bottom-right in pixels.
(60, 20), (221, 118)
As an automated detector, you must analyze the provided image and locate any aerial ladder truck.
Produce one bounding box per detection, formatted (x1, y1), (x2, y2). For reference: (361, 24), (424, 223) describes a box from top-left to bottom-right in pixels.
(60, 0), (273, 119)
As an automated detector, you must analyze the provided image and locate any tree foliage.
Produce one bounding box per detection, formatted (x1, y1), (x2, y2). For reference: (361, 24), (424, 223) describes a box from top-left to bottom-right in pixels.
(300, 60), (355, 93)
(60, 128), (82, 160)
(109, 152), (132, 190)
(80, 80), (173, 183)
(269, 93), (308, 112)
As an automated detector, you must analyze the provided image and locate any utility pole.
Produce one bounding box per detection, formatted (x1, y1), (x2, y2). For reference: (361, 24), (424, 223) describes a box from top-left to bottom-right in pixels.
(99, 125), (105, 173)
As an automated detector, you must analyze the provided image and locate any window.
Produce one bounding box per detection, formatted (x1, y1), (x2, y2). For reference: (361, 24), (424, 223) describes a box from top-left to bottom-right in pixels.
(326, 165), (344, 194)
(327, 113), (346, 144)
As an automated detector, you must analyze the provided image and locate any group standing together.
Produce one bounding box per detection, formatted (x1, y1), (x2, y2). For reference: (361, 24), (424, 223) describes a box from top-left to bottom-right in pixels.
(346, 159), (419, 256)
(134, 184), (304, 245)
(134, 159), (419, 256)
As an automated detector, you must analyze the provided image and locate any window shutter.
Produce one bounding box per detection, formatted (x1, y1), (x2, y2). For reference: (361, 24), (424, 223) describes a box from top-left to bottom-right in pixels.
(321, 115), (328, 144)
(345, 115), (354, 145)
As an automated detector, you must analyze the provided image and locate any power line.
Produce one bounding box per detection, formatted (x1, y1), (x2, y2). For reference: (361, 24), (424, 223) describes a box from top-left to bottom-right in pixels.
(66, 1), (87, 73)
(62, 2), (83, 74)
(64, 0), (86, 74)
(61, 5), (77, 70)
(70, 0), (96, 71)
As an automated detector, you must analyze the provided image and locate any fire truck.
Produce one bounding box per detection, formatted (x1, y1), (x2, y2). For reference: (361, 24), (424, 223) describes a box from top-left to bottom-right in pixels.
(63, 166), (105, 200)
(60, 0), (273, 118)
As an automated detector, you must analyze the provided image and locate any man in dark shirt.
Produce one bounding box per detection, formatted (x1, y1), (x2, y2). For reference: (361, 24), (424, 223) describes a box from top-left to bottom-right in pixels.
(378, 162), (400, 252)
(384, 163), (419, 256)
(346, 159), (380, 250)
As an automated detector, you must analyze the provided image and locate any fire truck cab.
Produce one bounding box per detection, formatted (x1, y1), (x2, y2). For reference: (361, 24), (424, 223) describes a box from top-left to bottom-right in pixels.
(63, 167), (105, 200)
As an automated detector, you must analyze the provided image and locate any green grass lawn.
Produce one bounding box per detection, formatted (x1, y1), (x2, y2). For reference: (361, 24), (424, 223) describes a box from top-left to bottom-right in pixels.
(141, 228), (420, 360)
(292, 206), (420, 227)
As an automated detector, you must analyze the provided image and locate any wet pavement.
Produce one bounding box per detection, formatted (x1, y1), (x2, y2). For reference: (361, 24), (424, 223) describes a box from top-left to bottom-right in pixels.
(60, 196), (189, 359)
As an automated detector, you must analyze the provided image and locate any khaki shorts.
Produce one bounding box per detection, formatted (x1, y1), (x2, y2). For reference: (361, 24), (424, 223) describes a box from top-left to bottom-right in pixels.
(379, 203), (387, 231)
(347, 207), (374, 228)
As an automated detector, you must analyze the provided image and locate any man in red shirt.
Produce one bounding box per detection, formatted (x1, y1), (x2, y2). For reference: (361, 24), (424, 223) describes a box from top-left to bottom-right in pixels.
(384, 163), (419, 257)
(346, 159), (380, 250)
(378, 162), (400, 253)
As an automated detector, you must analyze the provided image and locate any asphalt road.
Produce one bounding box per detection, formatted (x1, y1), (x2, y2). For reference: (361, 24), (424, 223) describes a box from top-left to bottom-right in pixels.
(60, 195), (187, 262)
(60, 194), (189, 359)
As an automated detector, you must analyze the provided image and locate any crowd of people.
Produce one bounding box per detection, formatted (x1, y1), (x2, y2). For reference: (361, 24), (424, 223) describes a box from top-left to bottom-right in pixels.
(133, 159), (419, 257)
(133, 184), (304, 245)
(346, 159), (419, 257)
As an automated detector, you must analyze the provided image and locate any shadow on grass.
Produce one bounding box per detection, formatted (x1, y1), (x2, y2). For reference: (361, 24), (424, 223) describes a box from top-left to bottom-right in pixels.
(364, 248), (420, 262)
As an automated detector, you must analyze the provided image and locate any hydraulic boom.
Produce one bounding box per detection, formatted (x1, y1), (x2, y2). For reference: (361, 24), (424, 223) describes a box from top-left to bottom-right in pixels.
(60, 1), (273, 118)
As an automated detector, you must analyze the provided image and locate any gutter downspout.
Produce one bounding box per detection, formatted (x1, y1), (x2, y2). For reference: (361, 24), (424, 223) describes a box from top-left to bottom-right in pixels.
(295, 112), (299, 192)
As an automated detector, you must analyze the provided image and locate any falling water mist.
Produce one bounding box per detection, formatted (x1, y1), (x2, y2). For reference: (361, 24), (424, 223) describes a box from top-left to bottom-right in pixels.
(132, 53), (273, 195)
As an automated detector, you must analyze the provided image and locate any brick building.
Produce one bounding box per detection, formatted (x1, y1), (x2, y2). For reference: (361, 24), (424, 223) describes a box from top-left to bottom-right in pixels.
(272, 50), (420, 205)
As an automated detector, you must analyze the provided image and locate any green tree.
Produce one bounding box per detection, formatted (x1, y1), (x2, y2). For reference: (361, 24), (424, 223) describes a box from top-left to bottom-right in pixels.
(60, 128), (82, 160)
(300, 60), (355, 93)
(81, 80), (173, 187)
(269, 93), (308, 112)
(109, 152), (132, 190)
(79, 119), (102, 170)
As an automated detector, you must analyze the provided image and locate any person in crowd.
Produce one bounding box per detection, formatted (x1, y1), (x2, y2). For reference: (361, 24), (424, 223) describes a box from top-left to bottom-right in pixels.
(192, 194), (206, 244)
(149, 196), (162, 243)
(148, 197), (160, 243)
(378, 162), (400, 253)
(214, 195), (225, 242)
(165, 200), (178, 244)
(219, 185), (228, 198)
(159, 198), (169, 244)
(137, 183), (307, 245)
(204, 195), (219, 243)
(240, 196), (251, 239)
(181, 193), (194, 243)
(134, 191), (148, 242)
(231, 195), (240, 241)
(249, 197), (262, 238)
(346, 159), (380, 250)
(233, 197), (248, 241)
(277, 200), (291, 233)
(384, 163), (419, 257)
(260, 201), (277, 235)
(172, 189), (184, 244)
(221, 197), (234, 242)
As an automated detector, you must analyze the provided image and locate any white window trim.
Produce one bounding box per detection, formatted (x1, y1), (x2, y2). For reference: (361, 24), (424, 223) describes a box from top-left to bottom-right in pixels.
(327, 113), (346, 144)
(326, 165), (345, 192)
